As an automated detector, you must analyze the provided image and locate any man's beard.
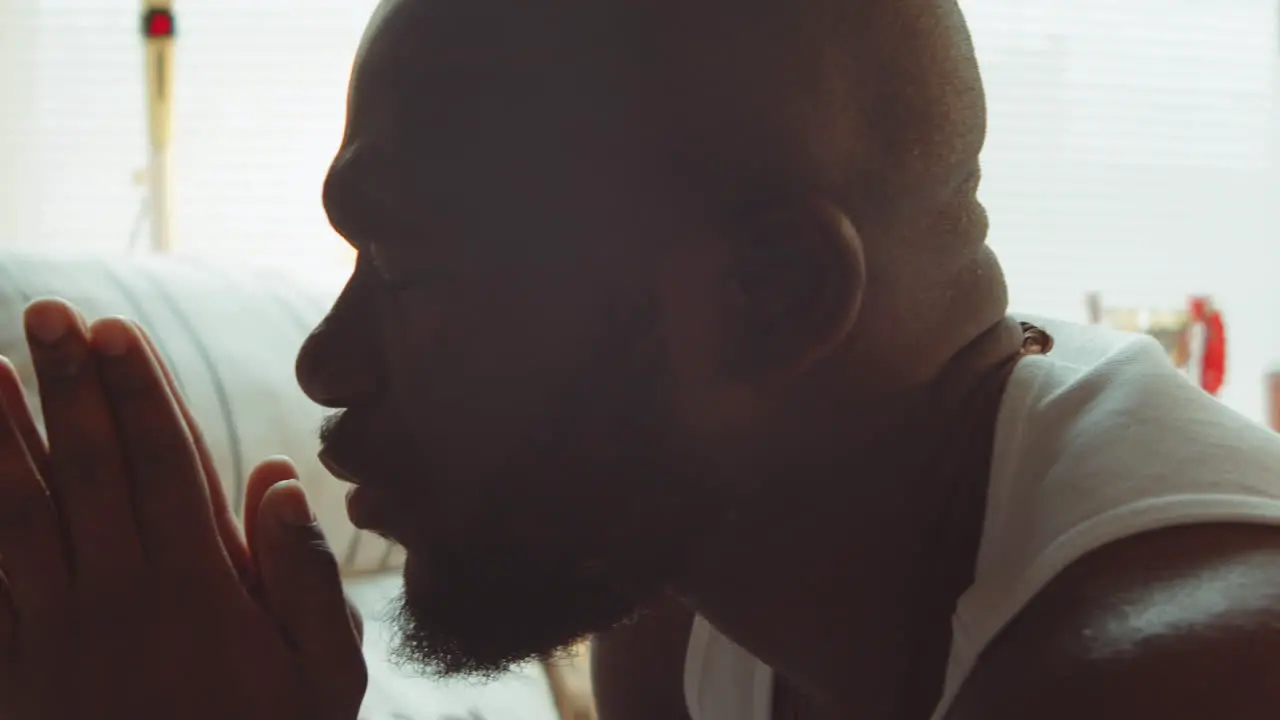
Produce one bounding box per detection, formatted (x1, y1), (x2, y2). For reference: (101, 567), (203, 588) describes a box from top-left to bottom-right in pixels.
(383, 299), (724, 680)
(384, 472), (695, 680)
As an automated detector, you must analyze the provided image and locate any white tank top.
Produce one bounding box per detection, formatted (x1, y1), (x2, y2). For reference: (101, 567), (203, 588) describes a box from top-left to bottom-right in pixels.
(683, 316), (1280, 720)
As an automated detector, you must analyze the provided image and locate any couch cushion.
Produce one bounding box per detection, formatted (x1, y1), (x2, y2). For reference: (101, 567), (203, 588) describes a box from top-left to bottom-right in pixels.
(0, 252), (403, 575)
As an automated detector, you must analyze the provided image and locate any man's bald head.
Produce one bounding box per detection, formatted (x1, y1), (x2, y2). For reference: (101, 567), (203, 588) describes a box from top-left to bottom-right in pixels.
(343, 0), (997, 373)
(305, 0), (1004, 678)
(349, 0), (985, 206)
(629, 0), (998, 379)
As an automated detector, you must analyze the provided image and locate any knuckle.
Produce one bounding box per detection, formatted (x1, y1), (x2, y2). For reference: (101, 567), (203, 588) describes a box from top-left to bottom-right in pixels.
(31, 340), (88, 381)
(33, 354), (86, 388)
(53, 446), (118, 485)
(144, 427), (196, 457)
(0, 598), (14, 640)
(303, 536), (342, 571)
(135, 432), (200, 473)
(162, 558), (227, 594)
(0, 482), (51, 536)
(103, 358), (161, 398)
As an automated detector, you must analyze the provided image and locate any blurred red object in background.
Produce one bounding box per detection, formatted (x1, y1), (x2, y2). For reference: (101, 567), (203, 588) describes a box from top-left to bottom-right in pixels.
(1187, 296), (1225, 397)
(1085, 293), (1225, 397)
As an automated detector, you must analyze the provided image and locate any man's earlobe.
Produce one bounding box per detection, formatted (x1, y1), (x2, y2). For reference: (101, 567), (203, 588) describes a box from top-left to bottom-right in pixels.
(728, 196), (866, 380)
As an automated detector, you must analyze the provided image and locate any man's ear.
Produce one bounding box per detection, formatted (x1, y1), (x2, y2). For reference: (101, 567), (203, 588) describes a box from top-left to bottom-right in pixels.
(726, 196), (866, 380)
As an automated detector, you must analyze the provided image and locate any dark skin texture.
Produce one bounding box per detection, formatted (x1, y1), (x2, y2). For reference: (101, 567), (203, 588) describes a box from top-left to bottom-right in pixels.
(295, 0), (1280, 718)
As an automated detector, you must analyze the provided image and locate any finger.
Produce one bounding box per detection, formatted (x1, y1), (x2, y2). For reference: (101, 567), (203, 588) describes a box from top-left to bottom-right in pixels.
(25, 299), (144, 582)
(132, 322), (253, 585)
(0, 571), (15, 642)
(89, 317), (227, 575)
(0, 384), (69, 616)
(257, 480), (366, 701)
(242, 456), (299, 572)
(347, 597), (365, 645)
(245, 461), (366, 643)
(0, 356), (49, 482)
(241, 457), (301, 600)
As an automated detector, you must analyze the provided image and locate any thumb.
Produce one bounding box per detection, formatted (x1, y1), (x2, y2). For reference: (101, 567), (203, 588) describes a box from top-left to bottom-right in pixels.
(257, 480), (368, 698)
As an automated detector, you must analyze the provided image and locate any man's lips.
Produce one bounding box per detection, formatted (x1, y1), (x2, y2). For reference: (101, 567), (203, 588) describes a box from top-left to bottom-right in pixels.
(318, 449), (359, 485)
(319, 449), (385, 531)
(344, 485), (384, 531)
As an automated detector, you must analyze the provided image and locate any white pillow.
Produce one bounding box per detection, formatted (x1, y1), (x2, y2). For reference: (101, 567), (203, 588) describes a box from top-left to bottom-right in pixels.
(0, 251), (403, 575)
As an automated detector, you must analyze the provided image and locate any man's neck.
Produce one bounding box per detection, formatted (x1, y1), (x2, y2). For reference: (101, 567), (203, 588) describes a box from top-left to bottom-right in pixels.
(673, 316), (1028, 717)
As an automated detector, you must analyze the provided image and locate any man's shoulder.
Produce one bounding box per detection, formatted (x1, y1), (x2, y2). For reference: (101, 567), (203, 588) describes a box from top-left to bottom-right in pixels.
(591, 594), (696, 720)
(946, 522), (1280, 720)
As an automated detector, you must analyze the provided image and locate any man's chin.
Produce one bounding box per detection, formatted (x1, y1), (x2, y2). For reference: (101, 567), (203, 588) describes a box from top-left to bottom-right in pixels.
(384, 553), (648, 680)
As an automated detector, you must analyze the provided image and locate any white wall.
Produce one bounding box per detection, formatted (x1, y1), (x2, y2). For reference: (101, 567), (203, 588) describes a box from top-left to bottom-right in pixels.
(1, 0), (1278, 417)
(0, 0), (41, 242)
(967, 0), (1280, 419)
(1, 0), (369, 266)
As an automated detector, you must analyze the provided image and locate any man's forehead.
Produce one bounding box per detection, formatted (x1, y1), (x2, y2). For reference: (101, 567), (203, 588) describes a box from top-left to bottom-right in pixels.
(343, 0), (668, 151)
(354, 0), (635, 75)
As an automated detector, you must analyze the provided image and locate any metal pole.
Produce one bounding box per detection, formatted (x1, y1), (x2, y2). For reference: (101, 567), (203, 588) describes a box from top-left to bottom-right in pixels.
(142, 0), (175, 253)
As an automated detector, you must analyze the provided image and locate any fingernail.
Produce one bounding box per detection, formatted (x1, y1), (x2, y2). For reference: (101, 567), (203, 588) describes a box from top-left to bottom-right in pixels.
(25, 301), (71, 345)
(273, 479), (316, 526)
(93, 319), (132, 357)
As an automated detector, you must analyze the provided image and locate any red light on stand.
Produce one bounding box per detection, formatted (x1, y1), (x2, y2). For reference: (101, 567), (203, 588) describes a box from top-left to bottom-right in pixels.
(143, 9), (175, 39)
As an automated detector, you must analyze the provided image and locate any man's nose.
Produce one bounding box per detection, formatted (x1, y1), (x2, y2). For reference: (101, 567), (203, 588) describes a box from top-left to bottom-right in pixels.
(295, 294), (380, 408)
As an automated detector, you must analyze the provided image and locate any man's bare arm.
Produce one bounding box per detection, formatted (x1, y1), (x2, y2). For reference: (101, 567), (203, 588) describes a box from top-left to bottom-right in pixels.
(946, 523), (1280, 719)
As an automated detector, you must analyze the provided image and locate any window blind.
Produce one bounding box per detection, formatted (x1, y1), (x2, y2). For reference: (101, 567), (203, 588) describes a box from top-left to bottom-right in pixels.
(967, 0), (1278, 418)
(1, 0), (370, 267)
(3, 0), (1277, 416)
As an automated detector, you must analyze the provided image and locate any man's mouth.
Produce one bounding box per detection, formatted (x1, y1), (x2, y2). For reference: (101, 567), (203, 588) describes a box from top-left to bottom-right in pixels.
(319, 447), (389, 531)
(345, 484), (385, 531)
(318, 449), (361, 485)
